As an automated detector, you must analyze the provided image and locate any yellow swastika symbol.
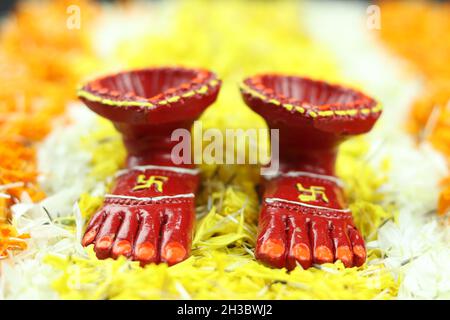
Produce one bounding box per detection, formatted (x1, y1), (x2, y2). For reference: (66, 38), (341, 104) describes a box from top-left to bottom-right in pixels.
(133, 175), (168, 192)
(296, 183), (329, 203)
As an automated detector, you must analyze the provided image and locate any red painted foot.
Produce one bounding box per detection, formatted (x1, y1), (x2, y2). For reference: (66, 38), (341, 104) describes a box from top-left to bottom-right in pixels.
(81, 166), (199, 266)
(255, 173), (366, 269)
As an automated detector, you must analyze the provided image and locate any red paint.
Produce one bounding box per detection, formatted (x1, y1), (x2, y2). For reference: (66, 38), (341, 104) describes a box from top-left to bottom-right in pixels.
(79, 67), (221, 265)
(241, 74), (381, 270)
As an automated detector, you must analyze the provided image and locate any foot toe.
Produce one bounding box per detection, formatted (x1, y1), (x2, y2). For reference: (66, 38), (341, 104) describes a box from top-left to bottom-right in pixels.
(82, 209), (106, 246)
(287, 215), (312, 270)
(310, 218), (334, 265)
(94, 210), (123, 259)
(111, 208), (139, 259)
(159, 206), (194, 266)
(348, 226), (366, 267)
(331, 221), (354, 267)
(255, 208), (287, 268)
(132, 208), (162, 265)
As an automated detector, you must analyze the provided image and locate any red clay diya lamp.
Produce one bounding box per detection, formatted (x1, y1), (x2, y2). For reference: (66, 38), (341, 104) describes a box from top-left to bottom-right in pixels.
(240, 74), (381, 269)
(78, 66), (221, 266)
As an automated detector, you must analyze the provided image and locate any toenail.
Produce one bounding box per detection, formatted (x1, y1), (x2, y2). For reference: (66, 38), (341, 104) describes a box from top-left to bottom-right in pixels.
(292, 243), (311, 261)
(260, 239), (285, 258)
(82, 228), (97, 246)
(162, 242), (186, 264)
(96, 235), (113, 250)
(353, 245), (366, 258)
(136, 242), (156, 261)
(112, 240), (132, 256)
(336, 246), (353, 265)
(315, 245), (333, 263)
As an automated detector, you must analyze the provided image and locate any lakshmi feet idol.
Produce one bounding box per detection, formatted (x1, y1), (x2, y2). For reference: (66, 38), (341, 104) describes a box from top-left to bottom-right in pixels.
(240, 74), (381, 269)
(78, 67), (221, 265)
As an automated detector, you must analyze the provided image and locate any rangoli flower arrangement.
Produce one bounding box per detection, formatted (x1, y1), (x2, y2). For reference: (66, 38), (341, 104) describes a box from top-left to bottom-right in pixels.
(0, 0), (448, 301)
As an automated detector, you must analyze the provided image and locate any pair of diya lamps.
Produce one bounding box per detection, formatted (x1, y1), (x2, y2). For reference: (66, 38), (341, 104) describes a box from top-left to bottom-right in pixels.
(79, 66), (381, 270)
